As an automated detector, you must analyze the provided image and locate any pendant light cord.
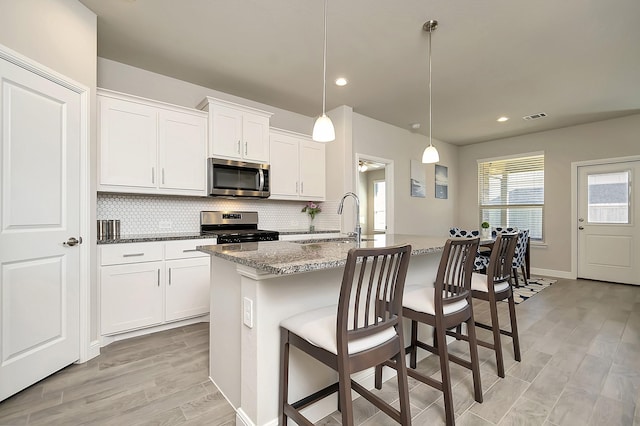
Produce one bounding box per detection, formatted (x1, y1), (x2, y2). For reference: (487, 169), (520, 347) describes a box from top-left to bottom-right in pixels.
(428, 25), (433, 148)
(322, 0), (328, 115)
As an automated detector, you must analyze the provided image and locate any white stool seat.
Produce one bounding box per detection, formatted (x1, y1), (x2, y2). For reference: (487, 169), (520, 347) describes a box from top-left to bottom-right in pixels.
(471, 272), (510, 293)
(403, 285), (468, 315)
(281, 305), (397, 355)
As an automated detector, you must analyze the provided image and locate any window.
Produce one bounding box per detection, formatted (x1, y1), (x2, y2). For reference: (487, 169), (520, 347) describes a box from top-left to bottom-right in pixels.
(478, 153), (544, 241)
(587, 171), (630, 224)
(373, 180), (386, 232)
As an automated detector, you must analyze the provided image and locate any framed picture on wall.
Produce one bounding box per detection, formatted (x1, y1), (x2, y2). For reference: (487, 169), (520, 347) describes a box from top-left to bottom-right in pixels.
(410, 160), (426, 197)
(435, 164), (448, 199)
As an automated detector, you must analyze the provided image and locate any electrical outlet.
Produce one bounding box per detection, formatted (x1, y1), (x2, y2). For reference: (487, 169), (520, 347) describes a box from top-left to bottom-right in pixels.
(158, 221), (172, 229)
(243, 297), (253, 328)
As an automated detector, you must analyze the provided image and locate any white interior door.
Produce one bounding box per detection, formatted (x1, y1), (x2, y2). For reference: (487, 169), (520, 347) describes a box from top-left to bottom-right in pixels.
(577, 161), (640, 285)
(0, 55), (81, 401)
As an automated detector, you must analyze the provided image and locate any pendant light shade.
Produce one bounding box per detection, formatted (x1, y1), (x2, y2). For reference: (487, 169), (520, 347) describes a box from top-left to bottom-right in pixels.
(422, 144), (439, 163)
(313, 114), (335, 142)
(422, 19), (439, 164)
(312, 0), (335, 142)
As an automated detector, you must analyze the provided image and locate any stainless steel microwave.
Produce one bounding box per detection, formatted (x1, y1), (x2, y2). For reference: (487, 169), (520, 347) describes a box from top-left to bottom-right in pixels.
(207, 158), (270, 198)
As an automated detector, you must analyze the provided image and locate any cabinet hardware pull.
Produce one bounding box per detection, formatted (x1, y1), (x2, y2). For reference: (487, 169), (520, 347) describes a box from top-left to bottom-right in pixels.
(162, 168), (165, 184)
(123, 253), (144, 257)
(151, 167), (155, 184)
(157, 269), (160, 287)
(169, 268), (172, 285)
(244, 141), (248, 156)
(182, 249), (198, 252)
(237, 140), (241, 154)
(296, 181), (299, 193)
(301, 182), (304, 194)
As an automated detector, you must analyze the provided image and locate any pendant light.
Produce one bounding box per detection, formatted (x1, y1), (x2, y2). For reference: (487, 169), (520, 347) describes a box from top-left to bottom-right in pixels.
(421, 19), (439, 164)
(312, 0), (335, 142)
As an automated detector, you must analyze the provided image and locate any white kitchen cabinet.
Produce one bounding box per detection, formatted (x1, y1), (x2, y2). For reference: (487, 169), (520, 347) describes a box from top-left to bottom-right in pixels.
(197, 97), (272, 163)
(99, 238), (216, 336)
(100, 261), (164, 335)
(98, 89), (207, 196)
(269, 128), (326, 201)
(165, 257), (210, 322)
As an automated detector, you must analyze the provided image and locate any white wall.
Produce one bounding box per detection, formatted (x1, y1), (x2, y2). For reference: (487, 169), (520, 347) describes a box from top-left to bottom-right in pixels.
(458, 113), (640, 275)
(352, 113), (458, 236)
(0, 0), (99, 343)
(98, 58), (313, 135)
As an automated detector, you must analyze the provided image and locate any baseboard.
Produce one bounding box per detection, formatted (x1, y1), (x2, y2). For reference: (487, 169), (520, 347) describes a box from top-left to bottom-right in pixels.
(99, 315), (209, 347)
(530, 267), (574, 280)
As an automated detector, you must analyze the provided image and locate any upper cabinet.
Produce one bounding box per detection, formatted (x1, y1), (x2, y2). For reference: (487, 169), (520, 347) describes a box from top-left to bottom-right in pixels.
(197, 97), (273, 164)
(269, 128), (326, 201)
(98, 89), (207, 196)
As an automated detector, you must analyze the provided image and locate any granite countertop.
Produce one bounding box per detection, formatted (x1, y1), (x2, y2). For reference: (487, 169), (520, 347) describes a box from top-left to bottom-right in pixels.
(97, 229), (342, 244)
(97, 232), (211, 244)
(198, 234), (448, 275)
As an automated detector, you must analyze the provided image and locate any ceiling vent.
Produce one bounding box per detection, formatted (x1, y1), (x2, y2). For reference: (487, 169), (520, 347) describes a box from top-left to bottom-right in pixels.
(522, 112), (548, 121)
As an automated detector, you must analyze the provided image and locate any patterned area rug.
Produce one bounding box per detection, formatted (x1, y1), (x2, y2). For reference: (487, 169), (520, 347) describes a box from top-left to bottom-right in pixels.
(511, 276), (556, 304)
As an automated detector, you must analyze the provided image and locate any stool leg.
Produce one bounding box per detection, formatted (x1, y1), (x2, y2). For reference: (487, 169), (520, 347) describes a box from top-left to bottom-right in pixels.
(466, 314), (483, 403)
(488, 296), (505, 378)
(508, 294), (521, 362)
(337, 358), (355, 426)
(435, 322), (455, 426)
(394, 337), (412, 425)
(410, 320), (418, 369)
(279, 328), (290, 426)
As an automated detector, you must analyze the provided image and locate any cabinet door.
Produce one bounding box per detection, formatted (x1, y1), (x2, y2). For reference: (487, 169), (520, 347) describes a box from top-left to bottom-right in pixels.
(100, 262), (163, 335)
(158, 110), (207, 193)
(211, 104), (243, 159)
(165, 258), (210, 322)
(269, 132), (300, 199)
(99, 96), (157, 188)
(299, 139), (326, 200)
(243, 113), (270, 163)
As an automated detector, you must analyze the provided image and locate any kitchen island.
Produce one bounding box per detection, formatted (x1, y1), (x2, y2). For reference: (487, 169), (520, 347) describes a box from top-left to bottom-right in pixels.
(198, 234), (448, 426)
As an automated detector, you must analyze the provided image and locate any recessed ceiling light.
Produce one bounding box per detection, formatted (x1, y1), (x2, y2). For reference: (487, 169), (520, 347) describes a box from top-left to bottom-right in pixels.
(335, 77), (348, 86)
(497, 116), (509, 122)
(410, 123), (421, 130)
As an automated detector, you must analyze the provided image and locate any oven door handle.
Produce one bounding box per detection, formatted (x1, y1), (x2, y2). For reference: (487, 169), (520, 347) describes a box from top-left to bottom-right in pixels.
(258, 168), (265, 191)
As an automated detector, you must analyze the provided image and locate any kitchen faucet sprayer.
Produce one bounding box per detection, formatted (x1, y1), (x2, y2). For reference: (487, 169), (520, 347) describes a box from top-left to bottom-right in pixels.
(337, 192), (361, 244)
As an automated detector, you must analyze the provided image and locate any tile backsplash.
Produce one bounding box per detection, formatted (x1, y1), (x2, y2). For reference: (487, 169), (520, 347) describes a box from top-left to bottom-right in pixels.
(97, 194), (341, 235)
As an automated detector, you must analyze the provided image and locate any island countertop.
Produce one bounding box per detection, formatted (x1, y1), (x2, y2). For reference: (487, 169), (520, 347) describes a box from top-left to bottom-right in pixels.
(198, 234), (448, 275)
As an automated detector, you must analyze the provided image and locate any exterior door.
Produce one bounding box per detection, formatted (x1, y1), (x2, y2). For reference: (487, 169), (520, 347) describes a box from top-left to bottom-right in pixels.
(0, 55), (82, 400)
(577, 161), (640, 285)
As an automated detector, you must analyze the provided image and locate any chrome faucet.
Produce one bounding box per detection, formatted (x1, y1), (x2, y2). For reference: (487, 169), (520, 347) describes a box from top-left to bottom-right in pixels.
(337, 192), (361, 243)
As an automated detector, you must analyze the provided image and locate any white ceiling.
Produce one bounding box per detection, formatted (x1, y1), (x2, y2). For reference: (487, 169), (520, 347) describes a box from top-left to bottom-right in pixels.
(79, 0), (640, 145)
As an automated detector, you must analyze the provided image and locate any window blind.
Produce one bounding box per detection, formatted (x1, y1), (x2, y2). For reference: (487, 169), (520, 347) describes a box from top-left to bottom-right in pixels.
(478, 154), (544, 240)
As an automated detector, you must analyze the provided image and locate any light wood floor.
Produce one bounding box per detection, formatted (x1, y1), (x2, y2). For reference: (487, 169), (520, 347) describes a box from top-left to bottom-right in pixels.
(1, 278), (639, 425)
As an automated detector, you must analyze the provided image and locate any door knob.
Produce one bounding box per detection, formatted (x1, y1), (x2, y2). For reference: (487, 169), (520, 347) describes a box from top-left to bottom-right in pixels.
(63, 237), (82, 246)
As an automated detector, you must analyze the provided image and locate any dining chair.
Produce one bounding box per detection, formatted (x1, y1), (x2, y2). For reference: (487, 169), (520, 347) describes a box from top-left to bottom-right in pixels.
(511, 229), (529, 287)
(382, 237), (482, 426)
(449, 228), (489, 272)
(279, 245), (413, 426)
(470, 232), (520, 378)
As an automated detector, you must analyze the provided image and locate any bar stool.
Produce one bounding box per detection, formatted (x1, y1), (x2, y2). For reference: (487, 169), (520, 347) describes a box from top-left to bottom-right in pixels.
(392, 238), (483, 426)
(470, 232), (520, 378)
(279, 245), (413, 426)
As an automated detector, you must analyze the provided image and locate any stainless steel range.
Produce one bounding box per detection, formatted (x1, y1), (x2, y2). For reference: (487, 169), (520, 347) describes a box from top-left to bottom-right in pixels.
(200, 211), (279, 244)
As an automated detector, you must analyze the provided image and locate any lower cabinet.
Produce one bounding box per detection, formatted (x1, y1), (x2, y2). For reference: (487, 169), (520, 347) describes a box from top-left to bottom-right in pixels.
(165, 257), (210, 322)
(100, 261), (164, 334)
(99, 239), (215, 336)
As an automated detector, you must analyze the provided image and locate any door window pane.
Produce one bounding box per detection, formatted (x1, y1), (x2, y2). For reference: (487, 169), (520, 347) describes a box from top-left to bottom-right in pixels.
(373, 180), (386, 231)
(587, 171), (630, 223)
